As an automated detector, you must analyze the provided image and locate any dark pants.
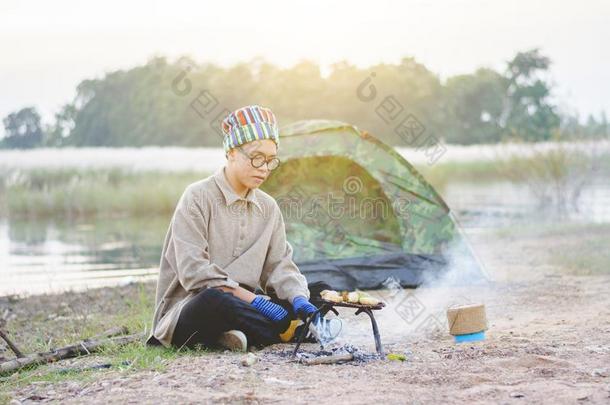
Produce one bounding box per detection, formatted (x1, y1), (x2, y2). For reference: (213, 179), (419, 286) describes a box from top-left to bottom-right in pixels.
(171, 281), (331, 349)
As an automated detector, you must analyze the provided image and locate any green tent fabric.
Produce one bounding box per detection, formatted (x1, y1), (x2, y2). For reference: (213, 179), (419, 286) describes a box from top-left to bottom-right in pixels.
(261, 120), (482, 290)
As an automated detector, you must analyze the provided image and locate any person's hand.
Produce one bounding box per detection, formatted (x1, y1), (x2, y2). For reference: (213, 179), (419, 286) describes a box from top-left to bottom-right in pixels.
(292, 296), (318, 321)
(250, 295), (288, 322)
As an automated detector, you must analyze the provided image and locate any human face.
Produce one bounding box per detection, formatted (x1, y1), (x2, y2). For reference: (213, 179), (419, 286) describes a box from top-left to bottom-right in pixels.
(228, 139), (278, 189)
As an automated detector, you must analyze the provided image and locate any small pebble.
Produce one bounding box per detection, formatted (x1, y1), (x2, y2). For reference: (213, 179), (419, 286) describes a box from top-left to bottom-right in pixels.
(241, 352), (258, 367)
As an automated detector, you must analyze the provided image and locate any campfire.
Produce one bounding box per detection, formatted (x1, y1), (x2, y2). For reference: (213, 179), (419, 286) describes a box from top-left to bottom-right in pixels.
(290, 292), (387, 364)
(293, 344), (382, 366)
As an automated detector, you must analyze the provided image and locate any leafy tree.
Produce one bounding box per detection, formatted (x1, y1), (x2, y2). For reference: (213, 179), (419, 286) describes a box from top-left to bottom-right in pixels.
(1, 107), (44, 148)
(45, 104), (77, 146)
(2, 49), (580, 148)
(503, 48), (561, 141)
(444, 68), (507, 144)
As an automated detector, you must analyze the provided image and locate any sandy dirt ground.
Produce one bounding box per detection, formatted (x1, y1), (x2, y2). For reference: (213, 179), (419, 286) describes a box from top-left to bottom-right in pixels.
(2, 228), (610, 404)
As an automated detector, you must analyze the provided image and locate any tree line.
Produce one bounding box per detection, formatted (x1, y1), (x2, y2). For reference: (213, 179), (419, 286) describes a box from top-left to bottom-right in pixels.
(2, 48), (608, 149)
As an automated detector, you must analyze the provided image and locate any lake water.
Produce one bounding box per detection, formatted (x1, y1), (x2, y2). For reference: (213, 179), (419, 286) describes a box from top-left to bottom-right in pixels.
(0, 217), (165, 296)
(2, 178), (609, 297)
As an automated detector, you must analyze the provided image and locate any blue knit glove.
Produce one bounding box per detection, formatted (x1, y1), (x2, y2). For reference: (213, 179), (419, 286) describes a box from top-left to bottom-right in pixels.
(292, 296), (318, 321)
(251, 295), (289, 322)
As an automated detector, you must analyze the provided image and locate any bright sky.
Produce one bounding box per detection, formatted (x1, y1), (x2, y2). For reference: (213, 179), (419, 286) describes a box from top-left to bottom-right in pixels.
(1, 0), (608, 131)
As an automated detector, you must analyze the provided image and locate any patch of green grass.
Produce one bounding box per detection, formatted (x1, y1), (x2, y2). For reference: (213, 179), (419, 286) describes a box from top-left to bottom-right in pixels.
(99, 342), (183, 372)
(416, 149), (610, 196)
(0, 283), (211, 400)
(0, 168), (207, 219)
(2, 152), (608, 219)
(0, 345), (197, 402)
(493, 222), (610, 275)
(4, 283), (154, 355)
(1, 362), (106, 400)
(414, 160), (501, 191)
(547, 224), (610, 275)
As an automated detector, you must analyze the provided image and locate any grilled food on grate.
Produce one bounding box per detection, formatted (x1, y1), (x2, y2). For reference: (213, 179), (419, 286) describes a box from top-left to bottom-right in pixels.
(320, 290), (381, 306)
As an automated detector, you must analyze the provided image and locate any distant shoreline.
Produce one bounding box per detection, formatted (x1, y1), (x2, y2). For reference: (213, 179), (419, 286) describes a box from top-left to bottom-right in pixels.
(1, 140), (609, 172)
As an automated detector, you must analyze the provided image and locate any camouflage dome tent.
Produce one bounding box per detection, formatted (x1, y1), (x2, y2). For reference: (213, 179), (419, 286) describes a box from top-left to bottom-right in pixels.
(261, 120), (482, 290)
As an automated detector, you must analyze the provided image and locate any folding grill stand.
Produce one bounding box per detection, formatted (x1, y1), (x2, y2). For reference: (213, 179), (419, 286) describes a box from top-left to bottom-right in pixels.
(291, 300), (386, 359)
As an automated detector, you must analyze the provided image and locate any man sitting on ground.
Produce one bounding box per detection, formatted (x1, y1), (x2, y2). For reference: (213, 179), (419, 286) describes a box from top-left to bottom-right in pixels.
(146, 105), (327, 351)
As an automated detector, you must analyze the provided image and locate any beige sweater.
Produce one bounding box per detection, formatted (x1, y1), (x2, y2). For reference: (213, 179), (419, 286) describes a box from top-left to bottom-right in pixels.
(146, 166), (310, 347)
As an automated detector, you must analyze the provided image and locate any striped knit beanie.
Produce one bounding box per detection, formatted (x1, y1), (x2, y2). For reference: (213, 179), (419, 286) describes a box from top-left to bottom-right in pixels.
(221, 105), (279, 153)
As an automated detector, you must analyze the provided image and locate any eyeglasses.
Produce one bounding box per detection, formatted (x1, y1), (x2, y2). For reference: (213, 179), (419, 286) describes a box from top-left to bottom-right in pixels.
(238, 147), (281, 170)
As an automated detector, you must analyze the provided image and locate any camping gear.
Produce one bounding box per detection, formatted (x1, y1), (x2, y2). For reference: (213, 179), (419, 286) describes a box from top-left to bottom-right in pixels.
(251, 295), (289, 322)
(307, 315), (343, 346)
(291, 297), (386, 359)
(447, 303), (487, 343)
(261, 120), (483, 291)
(292, 296), (318, 320)
(454, 331), (486, 343)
